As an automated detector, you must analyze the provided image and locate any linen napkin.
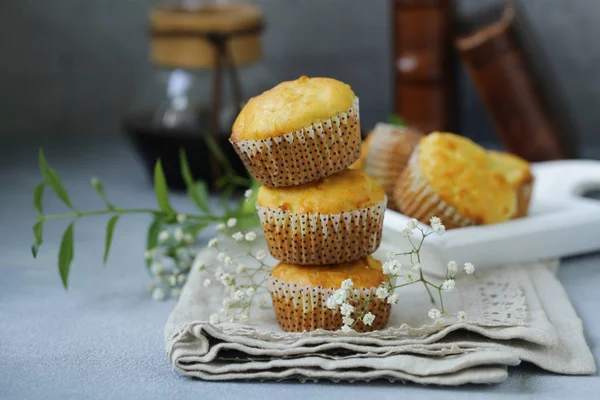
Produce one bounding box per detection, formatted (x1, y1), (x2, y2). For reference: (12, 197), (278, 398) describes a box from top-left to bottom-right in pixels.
(165, 231), (595, 384)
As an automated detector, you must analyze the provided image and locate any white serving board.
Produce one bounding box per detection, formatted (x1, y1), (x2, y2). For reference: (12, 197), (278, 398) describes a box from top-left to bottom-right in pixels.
(383, 160), (600, 277)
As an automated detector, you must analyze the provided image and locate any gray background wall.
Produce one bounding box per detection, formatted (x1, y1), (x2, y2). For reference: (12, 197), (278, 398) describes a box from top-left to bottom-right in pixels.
(0, 0), (598, 150)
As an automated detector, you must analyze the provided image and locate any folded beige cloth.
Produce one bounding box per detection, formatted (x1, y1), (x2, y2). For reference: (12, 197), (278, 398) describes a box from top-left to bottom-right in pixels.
(165, 232), (595, 384)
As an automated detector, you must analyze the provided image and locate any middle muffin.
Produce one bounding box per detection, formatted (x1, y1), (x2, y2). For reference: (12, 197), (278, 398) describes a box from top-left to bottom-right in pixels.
(257, 169), (386, 265)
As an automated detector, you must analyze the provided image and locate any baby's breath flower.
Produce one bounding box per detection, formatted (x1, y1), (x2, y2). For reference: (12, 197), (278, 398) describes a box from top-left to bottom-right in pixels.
(341, 279), (354, 290)
(236, 264), (247, 274)
(412, 262), (421, 271)
(233, 290), (245, 300)
(325, 296), (337, 310)
(340, 303), (355, 317)
(215, 223), (226, 232)
(175, 247), (187, 260)
(447, 261), (457, 276)
(464, 262), (475, 275)
(224, 256), (233, 266)
(386, 250), (397, 260)
(214, 267), (224, 278)
(184, 233), (194, 244)
(152, 287), (166, 301)
(193, 259), (206, 271)
(203, 279), (211, 287)
(173, 228), (184, 242)
(177, 274), (187, 285)
(246, 287), (255, 297)
(341, 325), (354, 333)
(150, 262), (164, 276)
(158, 230), (170, 243)
(208, 238), (218, 248)
(402, 228), (412, 237)
(167, 275), (177, 286)
(222, 297), (233, 308)
(382, 260), (402, 275)
(240, 312), (250, 322)
(428, 308), (441, 320)
(176, 213), (187, 224)
(232, 232), (244, 241)
(219, 273), (233, 286)
(227, 218), (237, 228)
(144, 248), (157, 260)
(244, 189), (253, 199)
(342, 316), (355, 326)
(406, 271), (415, 282)
(407, 218), (419, 230)
(441, 279), (455, 291)
(376, 286), (389, 299)
(362, 312), (376, 326)
(435, 318), (447, 327)
(255, 250), (267, 260)
(430, 216), (446, 235)
(457, 311), (467, 321)
(216, 252), (226, 262)
(209, 313), (220, 324)
(171, 288), (182, 299)
(387, 293), (400, 304)
(331, 289), (348, 305)
(245, 231), (257, 242)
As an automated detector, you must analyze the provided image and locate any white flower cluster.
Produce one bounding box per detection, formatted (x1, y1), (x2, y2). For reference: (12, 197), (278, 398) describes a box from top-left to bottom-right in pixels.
(325, 278), (379, 332)
(205, 221), (268, 324)
(147, 225), (200, 301)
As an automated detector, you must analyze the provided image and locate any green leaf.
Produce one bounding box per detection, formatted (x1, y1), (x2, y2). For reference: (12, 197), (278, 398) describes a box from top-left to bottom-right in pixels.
(58, 222), (75, 289)
(91, 177), (113, 208)
(179, 149), (210, 212)
(33, 182), (45, 215)
(103, 215), (119, 264)
(153, 160), (174, 214)
(146, 218), (163, 269)
(31, 220), (44, 258)
(203, 134), (235, 176)
(38, 149), (75, 210)
(387, 114), (406, 127)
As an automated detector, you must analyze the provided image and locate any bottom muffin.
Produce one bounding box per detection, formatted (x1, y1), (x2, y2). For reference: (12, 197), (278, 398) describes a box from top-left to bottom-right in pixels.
(267, 256), (392, 332)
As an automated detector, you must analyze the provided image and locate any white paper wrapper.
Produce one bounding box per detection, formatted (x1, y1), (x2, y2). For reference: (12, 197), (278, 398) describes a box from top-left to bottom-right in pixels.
(395, 151), (476, 229)
(257, 197), (387, 265)
(231, 97), (361, 187)
(364, 123), (422, 210)
(267, 274), (392, 332)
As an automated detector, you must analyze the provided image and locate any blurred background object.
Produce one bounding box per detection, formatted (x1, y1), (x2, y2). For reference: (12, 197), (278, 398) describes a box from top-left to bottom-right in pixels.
(1, 0), (599, 189)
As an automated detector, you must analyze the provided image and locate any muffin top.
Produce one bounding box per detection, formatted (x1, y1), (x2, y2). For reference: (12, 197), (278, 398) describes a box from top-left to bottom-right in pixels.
(231, 76), (355, 141)
(487, 151), (533, 186)
(270, 256), (385, 289)
(257, 169), (385, 214)
(418, 132), (517, 224)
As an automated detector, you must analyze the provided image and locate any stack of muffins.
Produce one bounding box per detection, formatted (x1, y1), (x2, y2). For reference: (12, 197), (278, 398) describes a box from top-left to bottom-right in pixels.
(230, 76), (392, 332)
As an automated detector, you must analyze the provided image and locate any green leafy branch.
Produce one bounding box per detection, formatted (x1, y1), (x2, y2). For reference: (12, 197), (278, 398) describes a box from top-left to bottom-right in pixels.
(32, 148), (259, 289)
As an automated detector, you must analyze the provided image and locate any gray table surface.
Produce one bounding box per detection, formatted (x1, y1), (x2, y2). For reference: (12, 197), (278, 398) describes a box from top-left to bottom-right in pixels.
(1, 135), (599, 399)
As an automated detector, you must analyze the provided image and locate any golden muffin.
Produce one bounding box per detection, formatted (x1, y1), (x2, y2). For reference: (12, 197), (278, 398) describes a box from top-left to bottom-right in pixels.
(267, 256), (392, 332)
(257, 169), (386, 265)
(230, 76), (361, 187)
(361, 123), (423, 210)
(487, 151), (533, 218)
(394, 132), (517, 229)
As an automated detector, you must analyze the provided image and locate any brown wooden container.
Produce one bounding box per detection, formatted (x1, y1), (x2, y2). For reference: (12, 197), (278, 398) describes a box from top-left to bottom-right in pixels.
(391, 0), (455, 133)
(455, 4), (577, 161)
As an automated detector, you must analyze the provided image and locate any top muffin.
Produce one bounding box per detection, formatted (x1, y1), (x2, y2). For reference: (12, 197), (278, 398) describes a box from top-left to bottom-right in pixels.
(417, 132), (516, 224)
(257, 169), (385, 214)
(231, 76), (355, 142)
(487, 150), (532, 187)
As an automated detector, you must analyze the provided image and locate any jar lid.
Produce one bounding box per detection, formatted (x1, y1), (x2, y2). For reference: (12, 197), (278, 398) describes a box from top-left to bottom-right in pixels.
(150, 3), (263, 69)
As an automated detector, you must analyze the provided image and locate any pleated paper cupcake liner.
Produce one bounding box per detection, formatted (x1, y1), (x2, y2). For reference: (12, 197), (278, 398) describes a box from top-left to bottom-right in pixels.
(257, 198), (387, 265)
(394, 152), (476, 230)
(231, 97), (361, 187)
(515, 178), (533, 218)
(267, 274), (392, 332)
(364, 123), (422, 210)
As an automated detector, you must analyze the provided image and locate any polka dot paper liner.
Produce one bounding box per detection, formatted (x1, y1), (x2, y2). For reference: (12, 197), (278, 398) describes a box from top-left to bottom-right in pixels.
(364, 123), (423, 211)
(515, 179), (533, 219)
(230, 97), (362, 188)
(266, 273), (392, 332)
(394, 151), (476, 230)
(257, 198), (387, 265)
